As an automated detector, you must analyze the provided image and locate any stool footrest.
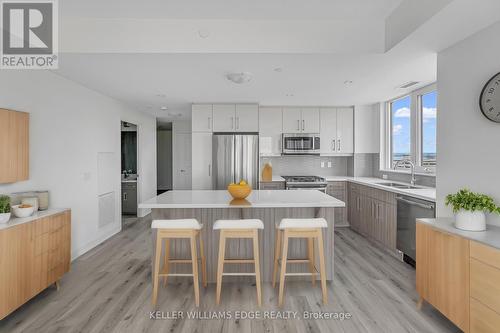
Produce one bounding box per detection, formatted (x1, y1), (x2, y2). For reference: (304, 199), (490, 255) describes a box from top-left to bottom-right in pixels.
(224, 259), (255, 264)
(284, 272), (319, 277)
(159, 273), (194, 277)
(222, 272), (257, 276)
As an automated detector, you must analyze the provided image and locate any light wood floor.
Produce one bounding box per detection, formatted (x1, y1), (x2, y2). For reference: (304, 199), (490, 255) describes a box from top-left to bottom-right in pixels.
(0, 215), (460, 333)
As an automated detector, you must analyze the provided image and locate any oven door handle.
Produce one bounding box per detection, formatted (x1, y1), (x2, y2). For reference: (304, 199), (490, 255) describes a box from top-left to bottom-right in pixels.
(396, 197), (435, 210)
(287, 187), (327, 192)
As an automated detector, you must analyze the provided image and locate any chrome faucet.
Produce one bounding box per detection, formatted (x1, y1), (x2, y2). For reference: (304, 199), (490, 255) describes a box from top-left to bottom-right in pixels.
(394, 159), (417, 186)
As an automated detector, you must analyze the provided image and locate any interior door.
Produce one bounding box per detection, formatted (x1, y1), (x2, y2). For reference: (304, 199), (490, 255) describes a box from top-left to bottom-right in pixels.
(301, 108), (320, 133)
(336, 107), (354, 154)
(234, 135), (259, 189)
(320, 108), (337, 155)
(213, 104), (235, 132)
(235, 105), (259, 132)
(282, 107), (302, 133)
(173, 133), (192, 189)
(212, 134), (235, 189)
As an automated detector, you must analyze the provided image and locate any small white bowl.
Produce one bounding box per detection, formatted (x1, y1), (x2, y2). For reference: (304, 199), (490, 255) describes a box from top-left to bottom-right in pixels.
(0, 212), (11, 224)
(12, 205), (35, 218)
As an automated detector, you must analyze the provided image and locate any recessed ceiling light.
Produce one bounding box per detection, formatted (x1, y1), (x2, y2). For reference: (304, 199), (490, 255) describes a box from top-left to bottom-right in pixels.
(160, 106), (168, 111)
(344, 80), (353, 85)
(274, 67), (283, 73)
(198, 30), (210, 39)
(226, 72), (253, 84)
(156, 93), (166, 98)
(285, 93), (294, 97)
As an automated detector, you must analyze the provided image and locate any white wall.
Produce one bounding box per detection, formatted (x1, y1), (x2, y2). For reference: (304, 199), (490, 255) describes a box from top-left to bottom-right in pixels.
(354, 104), (380, 154)
(0, 70), (157, 259)
(437, 20), (500, 226)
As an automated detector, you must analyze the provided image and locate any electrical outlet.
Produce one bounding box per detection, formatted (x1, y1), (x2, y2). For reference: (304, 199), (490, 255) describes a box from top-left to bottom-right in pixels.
(321, 161), (325, 168)
(382, 174), (388, 180)
(327, 161), (332, 168)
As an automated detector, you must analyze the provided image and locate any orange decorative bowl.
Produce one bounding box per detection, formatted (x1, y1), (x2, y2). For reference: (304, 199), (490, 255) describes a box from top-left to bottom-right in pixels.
(227, 184), (252, 199)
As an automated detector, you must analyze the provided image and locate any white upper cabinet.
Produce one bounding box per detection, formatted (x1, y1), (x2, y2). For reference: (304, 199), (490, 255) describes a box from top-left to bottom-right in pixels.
(320, 107), (353, 155)
(212, 104), (258, 132)
(259, 107), (282, 156)
(192, 104), (213, 132)
(320, 108), (338, 155)
(191, 132), (212, 189)
(301, 108), (320, 133)
(235, 104), (259, 132)
(336, 107), (354, 154)
(282, 107), (302, 133)
(282, 107), (320, 133)
(212, 104), (236, 132)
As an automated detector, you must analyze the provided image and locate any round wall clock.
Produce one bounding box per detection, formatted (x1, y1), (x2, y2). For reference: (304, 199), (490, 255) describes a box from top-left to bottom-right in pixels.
(479, 72), (500, 123)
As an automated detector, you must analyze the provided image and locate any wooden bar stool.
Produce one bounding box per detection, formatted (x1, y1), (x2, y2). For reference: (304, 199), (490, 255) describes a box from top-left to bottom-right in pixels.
(151, 219), (207, 307)
(272, 218), (328, 306)
(214, 219), (264, 306)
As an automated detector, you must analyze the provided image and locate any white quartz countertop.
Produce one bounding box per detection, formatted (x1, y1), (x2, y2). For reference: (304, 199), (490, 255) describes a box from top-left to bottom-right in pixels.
(139, 190), (345, 209)
(418, 218), (500, 250)
(0, 208), (69, 231)
(259, 176), (285, 182)
(321, 176), (436, 202)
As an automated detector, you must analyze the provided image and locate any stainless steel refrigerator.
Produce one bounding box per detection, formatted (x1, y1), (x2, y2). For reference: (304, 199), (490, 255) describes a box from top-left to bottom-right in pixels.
(212, 133), (259, 190)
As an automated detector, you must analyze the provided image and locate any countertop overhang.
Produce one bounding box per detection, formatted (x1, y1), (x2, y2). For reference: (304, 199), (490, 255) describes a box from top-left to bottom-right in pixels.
(139, 190), (345, 209)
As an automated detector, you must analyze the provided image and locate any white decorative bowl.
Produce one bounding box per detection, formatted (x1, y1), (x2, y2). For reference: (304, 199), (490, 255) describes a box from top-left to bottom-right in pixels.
(12, 205), (35, 218)
(0, 212), (11, 224)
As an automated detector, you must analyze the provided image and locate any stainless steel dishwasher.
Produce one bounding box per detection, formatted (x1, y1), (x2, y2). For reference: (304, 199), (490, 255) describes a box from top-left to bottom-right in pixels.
(396, 195), (435, 266)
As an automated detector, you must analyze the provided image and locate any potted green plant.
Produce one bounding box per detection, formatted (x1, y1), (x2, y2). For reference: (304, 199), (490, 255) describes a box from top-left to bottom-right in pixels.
(0, 195), (11, 224)
(446, 189), (500, 231)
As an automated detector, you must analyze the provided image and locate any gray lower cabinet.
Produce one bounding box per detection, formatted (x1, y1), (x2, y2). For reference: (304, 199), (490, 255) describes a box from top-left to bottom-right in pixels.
(326, 181), (348, 227)
(259, 181), (286, 190)
(122, 182), (137, 215)
(348, 182), (397, 250)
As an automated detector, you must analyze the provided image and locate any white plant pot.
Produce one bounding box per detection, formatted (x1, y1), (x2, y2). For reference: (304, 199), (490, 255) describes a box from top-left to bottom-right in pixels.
(455, 210), (486, 231)
(0, 212), (11, 224)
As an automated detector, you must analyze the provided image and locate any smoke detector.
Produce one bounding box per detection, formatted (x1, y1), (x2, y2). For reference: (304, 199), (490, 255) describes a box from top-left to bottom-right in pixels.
(226, 72), (253, 84)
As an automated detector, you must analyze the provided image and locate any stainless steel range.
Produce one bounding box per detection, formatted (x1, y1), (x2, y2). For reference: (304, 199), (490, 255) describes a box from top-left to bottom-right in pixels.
(282, 176), (327, 192)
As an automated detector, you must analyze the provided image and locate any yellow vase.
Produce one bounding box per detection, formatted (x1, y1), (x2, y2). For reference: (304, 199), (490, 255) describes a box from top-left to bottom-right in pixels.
(261, 163), (272, 182)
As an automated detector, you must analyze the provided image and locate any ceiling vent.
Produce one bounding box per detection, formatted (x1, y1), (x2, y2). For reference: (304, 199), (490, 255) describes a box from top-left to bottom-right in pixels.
(399, 81), (419, 89)
(226, 72), (252, 84)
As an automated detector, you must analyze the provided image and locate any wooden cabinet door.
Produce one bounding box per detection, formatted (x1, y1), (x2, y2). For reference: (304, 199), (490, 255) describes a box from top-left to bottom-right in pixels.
(191, 104), (213, 132)
(320, 108), (338, 155)
(259, 107), (282, 156)
(235, 104), (258, 132)
(259, 182), (285, 190)
(282, 107), (302, 133)
(416, 223), (470, 332)
(191, 133), (212, 190)
(0, 109), (29, 183)
(336, 107), (354, 154)
(301, 108), (320, 133)
(212, 104), (235, 132)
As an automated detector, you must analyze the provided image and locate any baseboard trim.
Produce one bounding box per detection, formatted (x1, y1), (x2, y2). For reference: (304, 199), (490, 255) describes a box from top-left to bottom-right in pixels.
(71, 225), (122, 261)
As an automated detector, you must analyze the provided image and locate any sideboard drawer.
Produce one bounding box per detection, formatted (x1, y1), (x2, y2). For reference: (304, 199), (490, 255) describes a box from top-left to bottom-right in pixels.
(471, 258), (500, 314)
(470, 298), (500, 333)
(470, 241), (500, 270)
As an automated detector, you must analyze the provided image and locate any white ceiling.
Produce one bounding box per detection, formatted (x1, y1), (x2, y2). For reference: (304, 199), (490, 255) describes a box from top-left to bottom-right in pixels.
(60, 0), (403, 20)
(52, 0), (500, 119)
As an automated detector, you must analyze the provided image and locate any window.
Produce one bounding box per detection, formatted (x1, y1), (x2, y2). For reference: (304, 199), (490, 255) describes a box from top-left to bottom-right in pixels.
(390, 95), (411, 168)
(420, 91), (437, 168)
(382, 84), (437, 174)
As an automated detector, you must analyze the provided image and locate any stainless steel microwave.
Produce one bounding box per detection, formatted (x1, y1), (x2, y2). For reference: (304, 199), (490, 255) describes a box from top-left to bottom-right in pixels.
(282, 133), (320, 155)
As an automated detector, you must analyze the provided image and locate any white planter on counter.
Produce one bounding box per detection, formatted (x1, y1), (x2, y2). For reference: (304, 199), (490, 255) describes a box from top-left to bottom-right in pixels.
(0, 212), (11, 224)
(455, 210), (486, 231)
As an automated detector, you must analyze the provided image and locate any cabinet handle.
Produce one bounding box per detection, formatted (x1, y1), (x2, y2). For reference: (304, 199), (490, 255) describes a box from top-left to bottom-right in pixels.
(123, 192), (127, 200)
(208, 117), (211, 130)
(297, 120), (300, 131)
(302, 120), (305, 131)
(337, 139), (341, 151)
(236, 117), (239, 129)
(231, 117), (234, 129)
(332, 139), (336, 151)
(208, 164), (211, 176)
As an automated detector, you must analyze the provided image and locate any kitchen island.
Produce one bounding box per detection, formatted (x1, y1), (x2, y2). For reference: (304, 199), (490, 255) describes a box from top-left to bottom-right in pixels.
(139, 190), (345, 282)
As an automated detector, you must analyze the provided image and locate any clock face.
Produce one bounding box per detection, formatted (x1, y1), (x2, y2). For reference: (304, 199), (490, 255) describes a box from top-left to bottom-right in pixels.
(480, 72), (500, 123)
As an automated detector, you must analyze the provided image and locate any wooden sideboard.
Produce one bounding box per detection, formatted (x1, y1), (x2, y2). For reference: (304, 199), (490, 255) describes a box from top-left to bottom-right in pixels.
(0, 210), (71, 320)
(417, 221), (500, 333)
(0, 108), (29, 183)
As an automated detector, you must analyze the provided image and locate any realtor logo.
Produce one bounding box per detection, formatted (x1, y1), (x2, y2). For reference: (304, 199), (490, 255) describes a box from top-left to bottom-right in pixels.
(1, 0), (58, 69)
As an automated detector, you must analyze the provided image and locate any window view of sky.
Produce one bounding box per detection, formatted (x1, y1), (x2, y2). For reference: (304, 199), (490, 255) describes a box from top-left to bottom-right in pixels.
(421, 91), (437, 163)
(391, 96), (411, 160)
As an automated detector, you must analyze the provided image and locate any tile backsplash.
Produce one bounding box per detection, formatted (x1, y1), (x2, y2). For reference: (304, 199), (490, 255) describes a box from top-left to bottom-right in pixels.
(260, 155), (348, 177)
